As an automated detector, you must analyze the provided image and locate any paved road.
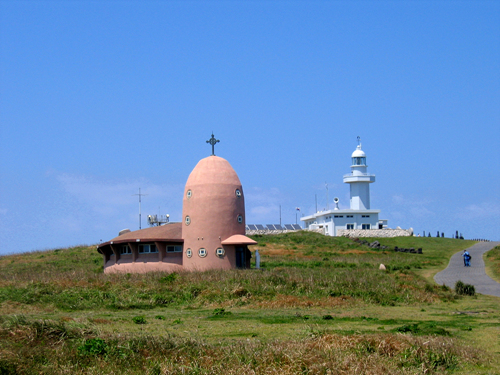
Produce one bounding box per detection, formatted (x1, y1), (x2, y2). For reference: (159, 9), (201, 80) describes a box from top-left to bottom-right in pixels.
(434, 241), (500, 297)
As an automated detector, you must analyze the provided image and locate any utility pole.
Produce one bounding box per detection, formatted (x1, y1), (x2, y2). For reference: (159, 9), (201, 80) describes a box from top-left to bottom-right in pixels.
(133, 188), (148, 230)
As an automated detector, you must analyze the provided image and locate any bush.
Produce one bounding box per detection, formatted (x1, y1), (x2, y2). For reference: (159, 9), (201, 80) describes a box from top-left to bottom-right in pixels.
(132, 316), (147, 324)
(212, 308), (231, 316)
(455, 280), (475, 296)
(78, 338), (107, 356)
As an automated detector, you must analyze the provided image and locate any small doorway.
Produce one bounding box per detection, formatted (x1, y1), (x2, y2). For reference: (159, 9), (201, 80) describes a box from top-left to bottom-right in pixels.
(236, 246), (251, 269)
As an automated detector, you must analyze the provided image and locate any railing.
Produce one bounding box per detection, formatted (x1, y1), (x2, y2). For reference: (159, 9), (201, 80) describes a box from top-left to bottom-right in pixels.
(343, 173), (375, 178)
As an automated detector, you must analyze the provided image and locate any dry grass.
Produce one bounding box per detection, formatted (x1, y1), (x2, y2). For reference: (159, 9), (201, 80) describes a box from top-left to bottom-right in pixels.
(484, 245), (500, 283)
(0, 234), (495, 374)
(0, 314), (484, 374)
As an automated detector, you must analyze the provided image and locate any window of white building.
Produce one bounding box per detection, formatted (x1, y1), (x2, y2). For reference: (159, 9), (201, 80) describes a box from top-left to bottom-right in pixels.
(362, 224), (371, 230)
(352, 157), (366, 165)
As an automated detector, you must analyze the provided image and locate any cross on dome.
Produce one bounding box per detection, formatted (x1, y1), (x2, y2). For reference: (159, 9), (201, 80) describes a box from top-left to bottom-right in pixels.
(206, 132), (220, 156)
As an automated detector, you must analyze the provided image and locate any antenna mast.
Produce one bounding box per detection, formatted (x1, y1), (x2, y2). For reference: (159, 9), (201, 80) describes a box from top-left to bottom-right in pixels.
(132, 188), (148, 229)
(326, 183), (329, 210)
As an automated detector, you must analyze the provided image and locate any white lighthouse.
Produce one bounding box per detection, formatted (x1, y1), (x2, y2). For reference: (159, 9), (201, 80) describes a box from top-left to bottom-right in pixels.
(301, 138), (387, 236)
(343, 141), (375, 210)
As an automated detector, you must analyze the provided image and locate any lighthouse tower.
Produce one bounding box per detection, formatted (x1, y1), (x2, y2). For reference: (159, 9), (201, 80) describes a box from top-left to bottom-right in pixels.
(343, 140), (375, 210)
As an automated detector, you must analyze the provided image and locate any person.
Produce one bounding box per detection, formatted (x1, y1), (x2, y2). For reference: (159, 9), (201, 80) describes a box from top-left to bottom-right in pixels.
(462, 250), (471, 267)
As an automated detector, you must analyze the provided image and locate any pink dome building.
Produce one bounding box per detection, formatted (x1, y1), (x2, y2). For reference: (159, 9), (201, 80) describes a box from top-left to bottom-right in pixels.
(182, 155), (256, 271)
(97, 135), (256, 273)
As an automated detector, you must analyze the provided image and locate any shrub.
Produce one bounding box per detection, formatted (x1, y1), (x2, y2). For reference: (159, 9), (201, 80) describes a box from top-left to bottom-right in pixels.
(132, 316), (147, 324)
(212, 308), (231, 316)
(78, 338), (107, 356)
(455, 280), (475, 296)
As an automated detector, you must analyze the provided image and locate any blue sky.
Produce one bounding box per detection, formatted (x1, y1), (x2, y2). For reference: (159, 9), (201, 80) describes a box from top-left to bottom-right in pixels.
(1, 1), (499, 254)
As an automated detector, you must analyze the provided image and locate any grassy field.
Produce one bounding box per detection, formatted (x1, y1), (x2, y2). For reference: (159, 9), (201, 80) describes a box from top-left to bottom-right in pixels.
(485, 245), (500, 283)
(0, 232), (499, 374)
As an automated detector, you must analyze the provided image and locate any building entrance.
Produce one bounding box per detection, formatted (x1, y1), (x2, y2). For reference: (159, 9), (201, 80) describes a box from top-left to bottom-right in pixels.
(236, 246), (251, 269)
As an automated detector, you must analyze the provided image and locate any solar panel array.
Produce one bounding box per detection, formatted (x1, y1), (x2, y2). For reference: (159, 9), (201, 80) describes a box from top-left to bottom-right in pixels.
(246, 224), (302, 231)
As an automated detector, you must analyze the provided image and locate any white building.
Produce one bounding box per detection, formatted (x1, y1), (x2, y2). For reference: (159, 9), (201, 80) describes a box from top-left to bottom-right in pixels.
(301, 141), (388, 236)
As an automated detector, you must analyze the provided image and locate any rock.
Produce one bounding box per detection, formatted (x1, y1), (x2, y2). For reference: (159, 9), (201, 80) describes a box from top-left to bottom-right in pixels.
(379, 264), (386, 270)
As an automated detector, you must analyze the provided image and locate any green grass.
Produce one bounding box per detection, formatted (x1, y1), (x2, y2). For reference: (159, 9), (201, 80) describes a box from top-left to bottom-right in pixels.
(0, 232), (498, 374)
(485, 245), (500, 283)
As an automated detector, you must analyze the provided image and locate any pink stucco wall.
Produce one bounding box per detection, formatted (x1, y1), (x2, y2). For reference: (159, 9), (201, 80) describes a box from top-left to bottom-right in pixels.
(182, 156), (245, 271)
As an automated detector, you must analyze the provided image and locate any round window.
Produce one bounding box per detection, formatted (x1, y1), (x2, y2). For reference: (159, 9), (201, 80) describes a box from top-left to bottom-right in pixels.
(186, 248), (192, 258)
(198, 248), (207, 258)
(237, 215), (243, 223)
(235, 189), (242, 198)
(216, 248), (225, 257)
(186, 189), (192, 199)
(185, 216), (191, 225)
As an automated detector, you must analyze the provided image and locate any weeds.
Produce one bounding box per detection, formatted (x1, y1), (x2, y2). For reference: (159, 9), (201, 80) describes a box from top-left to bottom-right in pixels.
(132, 316), (147, 324)
(212, 308), (232, 317)
(78, 338), (108, 356)
(395, 322), (451, 336)
(0, 236), (490, 374)
(455, 280), (476, 296)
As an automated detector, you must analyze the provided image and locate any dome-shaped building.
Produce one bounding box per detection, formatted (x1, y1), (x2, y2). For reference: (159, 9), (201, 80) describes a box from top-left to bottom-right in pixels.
(97, 135), (256, 273)
(182, 155), (256, 271)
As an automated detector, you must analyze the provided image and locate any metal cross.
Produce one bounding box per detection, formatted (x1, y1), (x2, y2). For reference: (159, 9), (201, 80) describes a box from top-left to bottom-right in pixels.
(206, 132), (220, 155)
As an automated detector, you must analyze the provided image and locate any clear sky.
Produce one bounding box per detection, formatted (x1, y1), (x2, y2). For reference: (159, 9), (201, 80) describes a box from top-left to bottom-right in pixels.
(1, 1), (499, 254)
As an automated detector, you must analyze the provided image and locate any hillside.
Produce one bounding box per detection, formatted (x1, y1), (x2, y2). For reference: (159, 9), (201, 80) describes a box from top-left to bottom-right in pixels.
(0, 233), (499, 374)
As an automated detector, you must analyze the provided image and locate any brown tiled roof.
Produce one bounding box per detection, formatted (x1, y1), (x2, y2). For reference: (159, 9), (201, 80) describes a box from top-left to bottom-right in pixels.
(98, 222), (183, 248)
